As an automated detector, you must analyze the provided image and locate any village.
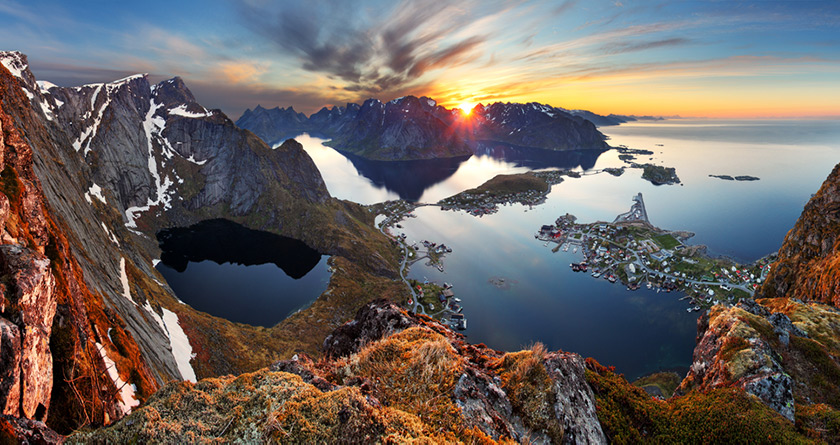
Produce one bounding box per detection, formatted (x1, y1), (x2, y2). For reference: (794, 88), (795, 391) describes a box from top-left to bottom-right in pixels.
(537, 193), (773, 311)
(373, 200), (469, 331)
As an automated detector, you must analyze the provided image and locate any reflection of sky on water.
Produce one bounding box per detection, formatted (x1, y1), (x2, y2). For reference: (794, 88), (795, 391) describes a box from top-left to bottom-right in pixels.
(295, 119), (840, 379)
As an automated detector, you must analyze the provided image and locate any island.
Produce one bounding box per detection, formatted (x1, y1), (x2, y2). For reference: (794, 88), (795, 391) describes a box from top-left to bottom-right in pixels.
(709, 174), (760, 181)
(536, 193), (774, 311)
(641, 164), (681, 185)
(437, 171), (569, 216)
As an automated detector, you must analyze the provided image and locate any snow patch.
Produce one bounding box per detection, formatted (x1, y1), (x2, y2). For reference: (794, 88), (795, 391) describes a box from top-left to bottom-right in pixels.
(101, 222), (120, 246)
(110, 73), (145, 85)
(185, 154), (207, 165)
(118, 257), (132, 302)
(161, 308), (196, 382)
(0, 51), (27, 78)
(84, 183), (106, 204)
(143, 301), (167, 334)
(96, 342), (139, 414)
(36, 80), (58, 93)
(125, 97), (176, 228)
(168, 104), (212, 118)
(72, 85), (109, 155)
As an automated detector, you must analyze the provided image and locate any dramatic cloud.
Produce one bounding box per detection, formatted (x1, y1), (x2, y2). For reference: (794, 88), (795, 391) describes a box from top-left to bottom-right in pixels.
(236, 0), (489, 96)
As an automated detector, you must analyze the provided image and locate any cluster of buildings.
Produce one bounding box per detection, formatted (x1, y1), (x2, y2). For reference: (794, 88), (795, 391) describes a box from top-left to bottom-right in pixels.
(439, 188), (549, 216)
(538, 215), (766, 310)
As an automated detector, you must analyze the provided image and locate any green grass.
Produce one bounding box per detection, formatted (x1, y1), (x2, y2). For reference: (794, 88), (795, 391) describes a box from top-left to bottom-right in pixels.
(632, 372), (682, 398)
(462, 172), (548, 196)
(653, 234), (681, 249)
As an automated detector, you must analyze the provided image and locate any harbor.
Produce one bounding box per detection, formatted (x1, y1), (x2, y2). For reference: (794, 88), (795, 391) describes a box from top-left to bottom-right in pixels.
(536, 193), (770, 311)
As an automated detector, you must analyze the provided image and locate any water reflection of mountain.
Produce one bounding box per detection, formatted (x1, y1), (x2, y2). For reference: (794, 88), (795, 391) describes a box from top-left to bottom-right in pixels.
(473, 141), (606, 170)
(157, 219), (322, 278)
(339, 144), (607, 201)
(340, 152), (472, 201)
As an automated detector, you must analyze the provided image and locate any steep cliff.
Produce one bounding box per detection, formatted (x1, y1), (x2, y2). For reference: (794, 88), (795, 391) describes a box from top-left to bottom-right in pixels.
(761, 163), (840, 307)
(0, 50), (405, 434)
(1, 51), (160, 432)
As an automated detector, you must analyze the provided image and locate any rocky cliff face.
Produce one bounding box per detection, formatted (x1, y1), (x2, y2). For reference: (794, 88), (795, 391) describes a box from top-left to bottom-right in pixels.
(237, 96), (608, 161)
(450, 102), (608, 152)
(0, 50), (404, 434)
(1, 50), (168, 432)
(761, 163), (840, 307)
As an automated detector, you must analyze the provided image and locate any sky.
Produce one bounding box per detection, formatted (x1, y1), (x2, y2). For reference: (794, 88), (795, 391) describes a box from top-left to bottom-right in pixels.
(1, 0), (838, 119)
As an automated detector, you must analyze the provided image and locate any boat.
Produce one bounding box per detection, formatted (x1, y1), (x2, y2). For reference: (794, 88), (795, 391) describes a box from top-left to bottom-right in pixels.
(453, 298), (461, 303)
(608, 275), (617, 283)
(646, 282), (652, 289)
(544, 242), (549, 247)
(693, 306), (701, 311)
(591, 272), (601, 278)
(573, 247), (578, 253)
(563, 244), (569, 252)
(437, 264), (444, 272)
(686, 308), (692, 312)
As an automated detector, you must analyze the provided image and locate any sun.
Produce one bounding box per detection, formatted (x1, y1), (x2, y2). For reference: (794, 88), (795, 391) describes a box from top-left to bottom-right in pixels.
(457, 102), (476, 115)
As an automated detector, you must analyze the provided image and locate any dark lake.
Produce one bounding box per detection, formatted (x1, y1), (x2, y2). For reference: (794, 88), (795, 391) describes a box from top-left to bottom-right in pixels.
(155, 219), (331, 327)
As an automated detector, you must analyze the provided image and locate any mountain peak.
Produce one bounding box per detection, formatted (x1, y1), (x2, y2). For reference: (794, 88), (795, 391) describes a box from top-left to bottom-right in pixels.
(0, 50), (29, 79)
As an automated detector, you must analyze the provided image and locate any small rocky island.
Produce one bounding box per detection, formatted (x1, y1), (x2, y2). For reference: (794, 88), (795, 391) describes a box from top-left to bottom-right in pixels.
(709, 174), (760, 181)
(641, 164), (680, 185)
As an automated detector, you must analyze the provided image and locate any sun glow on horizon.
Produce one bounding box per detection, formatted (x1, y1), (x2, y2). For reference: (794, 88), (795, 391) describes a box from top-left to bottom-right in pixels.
(457, 102), (476, 115)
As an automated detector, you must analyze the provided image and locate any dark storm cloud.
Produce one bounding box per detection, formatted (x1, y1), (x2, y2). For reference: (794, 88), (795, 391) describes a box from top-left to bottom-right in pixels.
(236, 0), (487, 96)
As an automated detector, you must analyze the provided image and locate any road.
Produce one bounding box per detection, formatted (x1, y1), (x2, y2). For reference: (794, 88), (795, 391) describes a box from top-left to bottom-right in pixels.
(376, 212), (425, 315)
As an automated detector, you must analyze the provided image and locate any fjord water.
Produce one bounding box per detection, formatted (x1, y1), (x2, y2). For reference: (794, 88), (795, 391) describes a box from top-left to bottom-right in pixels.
(155, 220), (331, 327)
(299, 119), (840, 380)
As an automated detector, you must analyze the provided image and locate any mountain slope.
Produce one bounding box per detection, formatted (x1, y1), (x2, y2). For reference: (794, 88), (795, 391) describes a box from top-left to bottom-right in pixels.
(0, 50), (405, 433)
(236, 96), (608, 160)
(761, 163), (840, 307)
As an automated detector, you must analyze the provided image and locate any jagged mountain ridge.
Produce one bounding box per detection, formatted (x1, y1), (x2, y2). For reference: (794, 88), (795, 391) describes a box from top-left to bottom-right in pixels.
(0, 50), (404, 434)
(236, 96), (608, 160)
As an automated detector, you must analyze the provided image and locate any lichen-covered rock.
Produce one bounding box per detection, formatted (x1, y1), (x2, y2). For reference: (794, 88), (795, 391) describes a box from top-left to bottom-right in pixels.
(677, 303), (795, 420)
(545, 352), (606, 444)
(0, 414), (63, 444)
(68, 370), (432, 444)
(323, 298), (425, 358)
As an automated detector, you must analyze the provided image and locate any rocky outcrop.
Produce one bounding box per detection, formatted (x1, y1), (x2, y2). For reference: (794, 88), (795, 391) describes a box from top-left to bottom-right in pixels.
(677, 298), (840, 422)
(237, 96), (608, 161)
(0, 245), (56, 421)
(761, 162), (840, 306)
(76, 300), (607, 443)
(0, 414), (63, 444)
(677, 302), (794, 420)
